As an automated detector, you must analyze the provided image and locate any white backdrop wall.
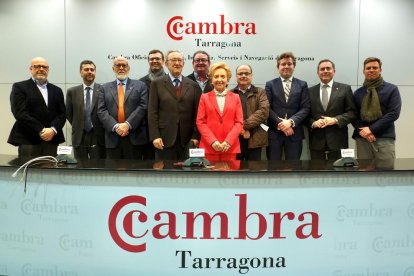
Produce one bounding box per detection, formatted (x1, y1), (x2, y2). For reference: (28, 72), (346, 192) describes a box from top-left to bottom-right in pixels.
(0, 0), (413, 157)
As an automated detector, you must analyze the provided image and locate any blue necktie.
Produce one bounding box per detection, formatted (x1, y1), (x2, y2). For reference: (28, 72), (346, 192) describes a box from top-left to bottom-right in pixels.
(84, 87), (93, 132)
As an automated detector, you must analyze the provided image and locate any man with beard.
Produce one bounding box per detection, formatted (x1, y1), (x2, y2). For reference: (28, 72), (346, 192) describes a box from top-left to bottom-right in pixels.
(139, 49), (166, 159)
(353, 57), (401, 161)
(98, 56), (148, 159)
(66, 60), (106, 159)
(187, 50), (213, 93)
(8, 57), (66, 158)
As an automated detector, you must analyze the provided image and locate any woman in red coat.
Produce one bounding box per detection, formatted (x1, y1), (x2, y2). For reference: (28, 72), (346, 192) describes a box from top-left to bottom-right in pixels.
(196, 62), (243, 161)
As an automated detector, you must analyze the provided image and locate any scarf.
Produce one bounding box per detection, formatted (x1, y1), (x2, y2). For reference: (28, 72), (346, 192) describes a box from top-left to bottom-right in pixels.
(148, 68), (165, 81)
(360, 76), (383, 122)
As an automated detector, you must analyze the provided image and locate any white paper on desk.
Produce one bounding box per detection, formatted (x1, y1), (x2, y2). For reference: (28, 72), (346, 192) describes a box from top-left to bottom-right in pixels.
(57, 146), (72, 155)
(341, 148), (355, 158)
(260, 123), (269, 132)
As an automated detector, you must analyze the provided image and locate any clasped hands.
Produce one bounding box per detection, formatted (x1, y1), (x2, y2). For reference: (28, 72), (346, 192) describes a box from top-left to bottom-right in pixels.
(359, 126), (376, 142)
(212, 141), (231, 152)
(277, 118), (294, 137)
(115, 123), (129, 137)
(312, 116), (337, 129)
(39, 128), (55, 141)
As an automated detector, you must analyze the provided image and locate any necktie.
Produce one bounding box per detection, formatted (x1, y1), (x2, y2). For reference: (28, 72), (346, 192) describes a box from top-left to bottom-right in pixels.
(118, 82), (125, 123)
(321, 84), (329, 111)
(284, 79), (291, 102)
(173, 78), (182, 98)
(84, 87), (93, 132)
(173, 78), (180, 87)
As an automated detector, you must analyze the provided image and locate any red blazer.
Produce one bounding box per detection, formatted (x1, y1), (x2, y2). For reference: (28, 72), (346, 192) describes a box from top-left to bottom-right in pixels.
(196, 90), (243, 154)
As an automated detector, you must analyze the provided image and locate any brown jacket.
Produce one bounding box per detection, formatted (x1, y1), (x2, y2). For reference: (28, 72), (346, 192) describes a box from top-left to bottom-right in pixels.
(232, 85), (269, 149)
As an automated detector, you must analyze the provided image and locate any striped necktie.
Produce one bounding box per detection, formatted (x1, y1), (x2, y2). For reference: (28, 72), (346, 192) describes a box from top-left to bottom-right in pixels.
(284, 79), (291, 102)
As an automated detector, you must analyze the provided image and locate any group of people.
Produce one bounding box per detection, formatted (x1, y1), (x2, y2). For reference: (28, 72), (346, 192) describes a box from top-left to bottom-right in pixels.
(8, 50), (401, 164)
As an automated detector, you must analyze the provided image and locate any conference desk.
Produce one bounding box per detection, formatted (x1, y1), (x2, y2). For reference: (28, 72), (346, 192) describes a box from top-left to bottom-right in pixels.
(0, 155), (413, 275)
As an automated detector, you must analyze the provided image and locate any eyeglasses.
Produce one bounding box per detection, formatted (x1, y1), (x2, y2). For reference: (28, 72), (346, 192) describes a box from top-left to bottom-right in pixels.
(194, 59), (208, 63)
(168, 59), (184, 64)
(114, 63), (128, 68)
(31, 65), (49, 70)
(237, 72), (252, 76)
(149, 57), (162, 62)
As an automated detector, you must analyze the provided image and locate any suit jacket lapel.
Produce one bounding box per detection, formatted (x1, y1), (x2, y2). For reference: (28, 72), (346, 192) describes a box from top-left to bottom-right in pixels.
(91, 84), (100, 110)
(163, 77), (177, 99)
(312, 84), (324, 110)
(328, 82), (339, 110)
(209, 92), (222, 116)
(277, 78), (286, 102)
(108, 81), (118, 105)
(181, 78), (189, 98)
(46, 83), (54, 110)
(124, 80), (133, 102)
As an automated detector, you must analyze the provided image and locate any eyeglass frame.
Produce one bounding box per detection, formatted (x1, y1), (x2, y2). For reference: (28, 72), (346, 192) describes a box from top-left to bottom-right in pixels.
(114, 63), (129, 69)
(31, 65), (49, 70)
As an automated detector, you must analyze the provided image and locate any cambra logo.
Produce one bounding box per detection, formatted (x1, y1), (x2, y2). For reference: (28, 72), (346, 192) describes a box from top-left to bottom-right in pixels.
(166, 15), (257, 41)
(108, 194), (322, 253)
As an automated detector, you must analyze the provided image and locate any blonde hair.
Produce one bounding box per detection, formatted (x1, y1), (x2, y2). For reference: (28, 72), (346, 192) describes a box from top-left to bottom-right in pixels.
(209, 62), (232, 81)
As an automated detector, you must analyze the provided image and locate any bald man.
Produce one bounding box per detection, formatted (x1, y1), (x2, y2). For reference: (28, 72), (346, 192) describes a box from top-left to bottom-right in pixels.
(8, 57), (66, 158)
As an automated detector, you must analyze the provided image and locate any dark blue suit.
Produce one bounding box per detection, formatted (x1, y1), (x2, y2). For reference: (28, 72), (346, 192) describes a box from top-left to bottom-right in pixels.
(98, 78), (148, 159)
(265, 77), (310, 160)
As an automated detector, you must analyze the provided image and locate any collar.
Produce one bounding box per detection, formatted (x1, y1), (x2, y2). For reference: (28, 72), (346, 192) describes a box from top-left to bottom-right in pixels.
(83, 83), (95, 91)
(194, 71), (209, 82)
(320, 80), (334, 88)
(117, 78), (128, 86)
(281, 77), (293, 82)
(215, 89), (228, 97)
(168, 73), (182, 83)
(235, 84), (252, 93)
(32, 78), (48, 88)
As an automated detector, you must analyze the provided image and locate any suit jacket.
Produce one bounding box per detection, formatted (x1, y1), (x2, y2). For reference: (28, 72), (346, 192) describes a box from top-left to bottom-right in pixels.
(97, 78), (148, 148)
(8, 78), (66, 146)
(196, 91), (243, 154)
(187, 72), (213, 93)
(308, 81), (357, 150)
(66, 83), (105, 147)
(265, 77), (310, 141)
(148, 75), (201, 147)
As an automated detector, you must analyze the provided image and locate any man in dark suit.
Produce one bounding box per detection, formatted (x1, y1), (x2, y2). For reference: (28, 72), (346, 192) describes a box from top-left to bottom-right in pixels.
(8, 57), (66, 158)
(148, 50), (202, 160)
(265, 52), (310, 160)
(66, 60), (105, 159)
(139, 49), (166, 160)
(308, 59), (357, 160)
(187, 50), (213, 93)
(97, 56), (148, 159)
